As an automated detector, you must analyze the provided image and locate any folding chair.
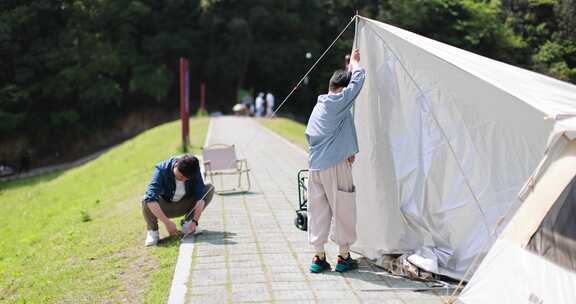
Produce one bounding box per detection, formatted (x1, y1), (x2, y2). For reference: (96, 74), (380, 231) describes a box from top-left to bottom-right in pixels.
(202, 144), (251, 193)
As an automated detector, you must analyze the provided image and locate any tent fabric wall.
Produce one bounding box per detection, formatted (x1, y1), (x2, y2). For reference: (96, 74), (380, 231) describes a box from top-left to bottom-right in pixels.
(527, 175), (576, 272)
(458, 238), (576, 304)
(460, 140), (576, 303)
(351, 17), (576, 279)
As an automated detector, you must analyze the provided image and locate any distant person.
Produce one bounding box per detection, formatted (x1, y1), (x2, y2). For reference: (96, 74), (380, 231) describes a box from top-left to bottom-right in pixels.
(141, 154), (215, 246)
(266, 92), (275, 117)
(304, 49), (365, 273)
(255, 92), (265, 117)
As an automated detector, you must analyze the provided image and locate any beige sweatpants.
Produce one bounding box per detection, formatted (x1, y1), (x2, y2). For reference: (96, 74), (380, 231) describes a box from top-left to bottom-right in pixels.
(308, 159), (357, 253)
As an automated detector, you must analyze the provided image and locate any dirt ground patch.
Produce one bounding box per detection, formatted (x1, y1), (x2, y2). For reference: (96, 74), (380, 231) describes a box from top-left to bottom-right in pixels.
(111, 247), (159, 304)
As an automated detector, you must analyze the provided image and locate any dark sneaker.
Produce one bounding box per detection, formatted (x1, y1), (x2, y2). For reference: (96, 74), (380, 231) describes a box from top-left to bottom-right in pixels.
(310, 255), (331, 273)
(335, 255), (358, 273)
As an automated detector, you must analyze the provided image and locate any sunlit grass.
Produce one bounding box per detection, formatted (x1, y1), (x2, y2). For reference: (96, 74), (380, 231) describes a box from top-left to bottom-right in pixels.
(258, 117), (308, 152)
(0, 118), (209, 304)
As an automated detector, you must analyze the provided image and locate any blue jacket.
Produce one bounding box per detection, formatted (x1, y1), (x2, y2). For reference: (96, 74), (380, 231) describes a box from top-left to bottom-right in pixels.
(142, 157), (206, 204)
(305, 68), (366, 171)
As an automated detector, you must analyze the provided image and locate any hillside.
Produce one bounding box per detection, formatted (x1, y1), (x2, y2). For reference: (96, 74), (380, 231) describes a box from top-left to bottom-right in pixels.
(0, 118), (209, 303)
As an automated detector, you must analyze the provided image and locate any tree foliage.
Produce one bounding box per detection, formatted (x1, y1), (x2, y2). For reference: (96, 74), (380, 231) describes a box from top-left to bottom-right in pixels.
(0, 0), (574, 159)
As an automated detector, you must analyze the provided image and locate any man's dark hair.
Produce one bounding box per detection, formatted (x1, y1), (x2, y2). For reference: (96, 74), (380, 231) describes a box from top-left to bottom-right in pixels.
(329, 69), (351, 92)
(176, 155), (199, 179)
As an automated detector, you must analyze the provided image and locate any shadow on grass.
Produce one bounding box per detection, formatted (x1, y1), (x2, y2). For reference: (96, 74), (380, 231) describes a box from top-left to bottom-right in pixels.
(0, 170), (64, 192)
(157, 235), (183, 247)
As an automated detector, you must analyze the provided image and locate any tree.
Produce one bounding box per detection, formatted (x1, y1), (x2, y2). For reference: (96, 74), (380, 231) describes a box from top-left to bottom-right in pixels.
(380, 0), (525, 64)
(502, 0), (576, 81)
(1, 0), (575, 164)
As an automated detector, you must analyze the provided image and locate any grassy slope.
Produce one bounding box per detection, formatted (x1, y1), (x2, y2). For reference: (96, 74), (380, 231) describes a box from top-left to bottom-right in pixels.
(258, 118), (308, 152)
(0, 118), (209, 304)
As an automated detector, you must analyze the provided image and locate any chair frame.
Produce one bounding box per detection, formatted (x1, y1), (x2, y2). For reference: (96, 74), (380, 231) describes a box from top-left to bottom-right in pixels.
(203, 144), (251, 194)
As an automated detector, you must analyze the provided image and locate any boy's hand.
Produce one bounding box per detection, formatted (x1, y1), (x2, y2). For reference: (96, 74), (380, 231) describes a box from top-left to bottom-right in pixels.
(351, 49), (360, 63)
(347, 155), (356, 165)
(349, 49), (360, 70)
(165, 220), (178, 236)
(186, 222), (197, 235)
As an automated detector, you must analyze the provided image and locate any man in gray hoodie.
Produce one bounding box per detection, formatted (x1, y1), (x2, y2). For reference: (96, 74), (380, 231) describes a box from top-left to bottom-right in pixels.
(305, 49), (366, 273)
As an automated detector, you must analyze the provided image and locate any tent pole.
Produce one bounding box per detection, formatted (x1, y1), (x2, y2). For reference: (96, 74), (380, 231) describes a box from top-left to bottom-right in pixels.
(354, 11), (359, 48)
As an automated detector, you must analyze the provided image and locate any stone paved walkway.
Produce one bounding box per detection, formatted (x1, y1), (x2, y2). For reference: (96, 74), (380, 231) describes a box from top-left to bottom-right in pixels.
(171, 116), (452, 304)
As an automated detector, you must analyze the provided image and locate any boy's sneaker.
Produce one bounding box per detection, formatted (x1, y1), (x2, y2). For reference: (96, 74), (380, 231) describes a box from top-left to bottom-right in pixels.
(335, 255), (358, 273)
(144, 230), (159, 246)
(310, 255), (331, 273)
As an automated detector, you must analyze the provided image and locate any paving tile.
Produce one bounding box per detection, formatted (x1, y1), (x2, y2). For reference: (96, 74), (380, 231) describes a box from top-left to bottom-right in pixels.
(269, 272), (308, 282)
(273, 289), (316, 301)
(188, 293), (229, 304)
(269, 281), (311, 291)
(190, 269), (229, 287)
(189, 284), (229, 295)
(308, 280), (350, 291)
(228, 254), (259, 262)
(306, 272), (342, 282)
(194, 255), (225, 266)
(268, 265), (306, 273)
(195, 246), (227, 257)
(362, 299), (405, 304)
(194, 261), (228, 270)
(230, 272), (268, 284)
(226, 244), (259, 255)
(394, 291), (448, 301)
(227, 260), (263, 269)
(229, 267), (266, 276)
(230, 283), (271, 302)
(313, 288), (359, 298)
(347, 278), (390, 290)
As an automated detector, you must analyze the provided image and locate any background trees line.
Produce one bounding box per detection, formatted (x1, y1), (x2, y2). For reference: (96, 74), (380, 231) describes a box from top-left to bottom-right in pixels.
(0, 0), (574, 163)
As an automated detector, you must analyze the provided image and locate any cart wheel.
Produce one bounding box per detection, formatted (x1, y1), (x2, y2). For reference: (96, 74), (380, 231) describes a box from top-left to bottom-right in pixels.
(295, 210), (308, 231)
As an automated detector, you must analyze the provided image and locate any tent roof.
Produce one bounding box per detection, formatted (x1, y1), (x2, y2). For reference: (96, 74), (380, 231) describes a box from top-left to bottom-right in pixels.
(361, 17), (576, 126)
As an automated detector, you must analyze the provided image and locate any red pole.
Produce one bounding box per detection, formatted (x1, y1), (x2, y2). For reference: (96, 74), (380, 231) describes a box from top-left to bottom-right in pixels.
(200, 82), (206, 111)
(179, 58), (189, 152)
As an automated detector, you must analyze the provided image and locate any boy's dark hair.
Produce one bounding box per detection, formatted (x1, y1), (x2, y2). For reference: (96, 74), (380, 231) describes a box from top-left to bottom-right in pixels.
(329, 69), (351, 92)
(176, 155), (199, 179)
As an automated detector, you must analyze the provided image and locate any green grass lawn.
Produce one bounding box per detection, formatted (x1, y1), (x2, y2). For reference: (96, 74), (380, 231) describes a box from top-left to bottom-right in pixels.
(0, 118), (209, 304)
(258, 117), (308, 152)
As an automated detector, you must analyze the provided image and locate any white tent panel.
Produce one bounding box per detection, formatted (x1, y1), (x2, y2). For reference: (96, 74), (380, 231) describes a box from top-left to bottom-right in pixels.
(459, 239), (576, 304)
(461, 139), (576, 303)
(351, 17), (575, 279)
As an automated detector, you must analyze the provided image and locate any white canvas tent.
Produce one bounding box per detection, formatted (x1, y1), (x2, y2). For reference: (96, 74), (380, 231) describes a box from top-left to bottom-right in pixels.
(460, 131), (576, 303)
(351, 16), (576, 282)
